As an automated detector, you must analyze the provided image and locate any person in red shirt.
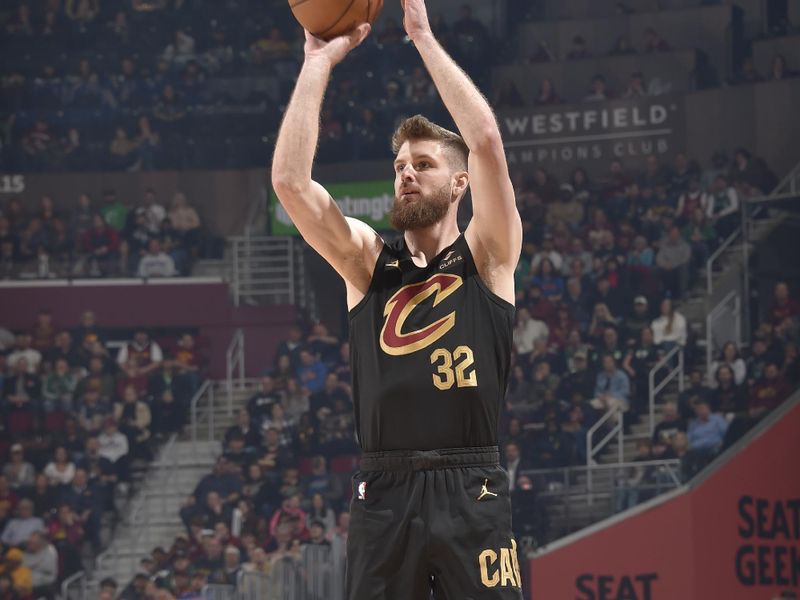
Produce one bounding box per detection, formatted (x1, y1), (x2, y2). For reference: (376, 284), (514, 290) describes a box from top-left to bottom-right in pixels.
(749, 362), (789, 420)
(81, 214), (120, 276)
(769, 281), (800, 330)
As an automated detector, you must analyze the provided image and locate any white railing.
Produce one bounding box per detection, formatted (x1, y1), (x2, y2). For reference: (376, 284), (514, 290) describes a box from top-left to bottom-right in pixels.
(586, 405), (624, 504)
(706, 227), (741, 295)
(705, 290), (742, 380)
(648, 346), (685, 436)
(59, 570), (86, 600)
(520, 460), (683, 536)
(226, 328), (245, 416)
(230, 235), (299, 306)
(190, 379), (216, 450)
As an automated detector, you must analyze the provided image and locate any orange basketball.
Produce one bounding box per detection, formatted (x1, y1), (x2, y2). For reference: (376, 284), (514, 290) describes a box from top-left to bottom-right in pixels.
(290, 0), (384, 42)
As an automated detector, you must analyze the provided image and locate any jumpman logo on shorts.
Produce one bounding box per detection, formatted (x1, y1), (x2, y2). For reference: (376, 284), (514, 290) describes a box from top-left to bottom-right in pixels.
(477, 479), (498, 501)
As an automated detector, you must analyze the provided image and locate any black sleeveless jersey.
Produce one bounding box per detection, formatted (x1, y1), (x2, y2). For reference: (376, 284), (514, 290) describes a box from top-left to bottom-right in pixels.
(348, 233), (514, 452)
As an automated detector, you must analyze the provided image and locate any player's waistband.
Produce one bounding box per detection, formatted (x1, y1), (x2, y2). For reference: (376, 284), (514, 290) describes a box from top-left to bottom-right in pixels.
(359, 446), (499, 472)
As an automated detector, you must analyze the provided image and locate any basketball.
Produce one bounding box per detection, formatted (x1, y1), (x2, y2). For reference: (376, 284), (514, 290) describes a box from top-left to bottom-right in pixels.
(290, 0), (384, 41)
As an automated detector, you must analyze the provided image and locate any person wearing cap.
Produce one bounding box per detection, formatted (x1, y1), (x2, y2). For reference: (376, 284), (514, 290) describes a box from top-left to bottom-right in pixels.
(623, 295), (652, 342)
(546, 183), (584, 231)
(3, 548), (32, 596)
(1, 499), (44, 547)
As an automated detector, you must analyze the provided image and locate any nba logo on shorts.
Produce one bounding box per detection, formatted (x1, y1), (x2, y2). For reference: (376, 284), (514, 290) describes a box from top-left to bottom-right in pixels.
(357, 481), (367, 500)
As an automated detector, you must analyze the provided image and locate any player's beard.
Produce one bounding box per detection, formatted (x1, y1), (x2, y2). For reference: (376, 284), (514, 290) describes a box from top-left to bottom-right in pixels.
(390, 182), (452, 231)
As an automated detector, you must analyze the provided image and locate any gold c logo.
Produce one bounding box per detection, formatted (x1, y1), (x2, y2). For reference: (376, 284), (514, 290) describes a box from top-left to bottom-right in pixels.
(379, 273), (463, 356)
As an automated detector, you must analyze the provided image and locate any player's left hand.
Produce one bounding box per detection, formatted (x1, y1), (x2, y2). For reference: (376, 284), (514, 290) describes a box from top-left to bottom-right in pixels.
(401, 0), (432, 41)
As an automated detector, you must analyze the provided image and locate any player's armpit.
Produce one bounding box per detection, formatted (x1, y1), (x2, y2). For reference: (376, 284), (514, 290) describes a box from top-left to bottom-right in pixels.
(272, 178), (382, 294)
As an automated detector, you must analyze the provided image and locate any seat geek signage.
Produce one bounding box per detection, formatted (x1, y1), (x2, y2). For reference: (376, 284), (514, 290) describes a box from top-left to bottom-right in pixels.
(528, 396), (800, 600)
(499, 96), (685, 175)
(270, 180), (394, 235)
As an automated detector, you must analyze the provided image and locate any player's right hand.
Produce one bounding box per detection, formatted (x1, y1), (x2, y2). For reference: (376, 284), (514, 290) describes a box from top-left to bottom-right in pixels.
(304, 23), (371, 67)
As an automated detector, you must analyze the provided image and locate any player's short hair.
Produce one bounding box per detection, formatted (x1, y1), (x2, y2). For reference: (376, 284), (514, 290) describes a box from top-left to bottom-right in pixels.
(391, 115), (469, 171)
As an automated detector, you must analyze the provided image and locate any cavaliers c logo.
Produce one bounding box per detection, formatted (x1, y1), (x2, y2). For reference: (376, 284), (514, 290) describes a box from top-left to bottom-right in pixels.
(379, 273), (463, 356)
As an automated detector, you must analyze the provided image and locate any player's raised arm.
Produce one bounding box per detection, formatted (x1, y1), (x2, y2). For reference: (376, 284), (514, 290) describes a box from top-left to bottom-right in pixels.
(401, 0), (522, 298)
(271, 25), (382, 297)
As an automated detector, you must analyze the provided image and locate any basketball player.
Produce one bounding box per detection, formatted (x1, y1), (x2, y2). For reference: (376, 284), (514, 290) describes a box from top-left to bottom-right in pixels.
(272, 0), (523, 597)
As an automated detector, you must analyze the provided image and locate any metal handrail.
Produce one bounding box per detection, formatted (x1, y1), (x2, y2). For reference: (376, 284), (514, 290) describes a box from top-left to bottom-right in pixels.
(59, 570), (85, 600)
(226, 329), (245, 415)
(705, 290), (741, 380)
(647, 346), (685, 436)
(586, 405), (624, 504)
(190, 379), (213, 451)
(706, 226), (740, 295)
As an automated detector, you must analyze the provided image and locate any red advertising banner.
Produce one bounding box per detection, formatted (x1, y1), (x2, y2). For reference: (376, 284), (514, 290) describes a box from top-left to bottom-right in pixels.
(528, 396), (800, 600)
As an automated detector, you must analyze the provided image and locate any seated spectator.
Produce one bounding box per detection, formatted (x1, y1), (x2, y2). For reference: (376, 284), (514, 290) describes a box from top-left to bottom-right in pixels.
(592, 354), (630, 412)
(687, 398), (728, 454)
(655, 226), (691, 297)
(75, 356), (115, 401)
(749, 362), (789, 421)
(43, 357), (77, 413)
(117, 329), (163, 377)
(22, 531), (58, 596)
(769, 281), (800, 331)
(513, 308), (549, 362)
(97, 418), (130, 482)
(224, 408), (262, 452)
(2, 446), (35, 492)
(29, 475), (58, 519)
(534, 78), (562, 106)
(584, 75), (612, 102)
(7, 333), (42, 374)
(114, 385), (152, 461)
(47, 505), (85, 577)
(709, 342), (746, 387)
(621, 72), (648, 98)
(2, 498), (44, 547)
(652, 400), (687, 446)
(42, 446), (76, 487)
(532, 258), (564, 301)
(168, 192), (201, 254)
(138, 238), (177, 277)
(3, 548), (32, 598)
(80, 214), (120, 276)
(295, 349), (327, 394)
(247, 376), (282, 423)
(651, 298), (687, 350)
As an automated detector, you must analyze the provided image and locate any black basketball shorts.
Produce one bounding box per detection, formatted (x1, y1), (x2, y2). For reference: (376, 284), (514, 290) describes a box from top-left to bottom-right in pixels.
(346, 446), (524, 600)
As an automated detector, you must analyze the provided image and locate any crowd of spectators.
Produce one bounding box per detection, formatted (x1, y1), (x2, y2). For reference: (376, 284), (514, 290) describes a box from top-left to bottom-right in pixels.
(0, 188), (204, 279)
(2, 0), (798, 171)
(614, 280), (799, 512)
(102, 144), (798, 598)
(1, 0), (503, 172)
(0, 310), (205, 598)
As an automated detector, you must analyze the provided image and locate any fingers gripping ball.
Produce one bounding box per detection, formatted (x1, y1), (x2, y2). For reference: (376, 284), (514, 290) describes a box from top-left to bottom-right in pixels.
(290, 0), (384, 41)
